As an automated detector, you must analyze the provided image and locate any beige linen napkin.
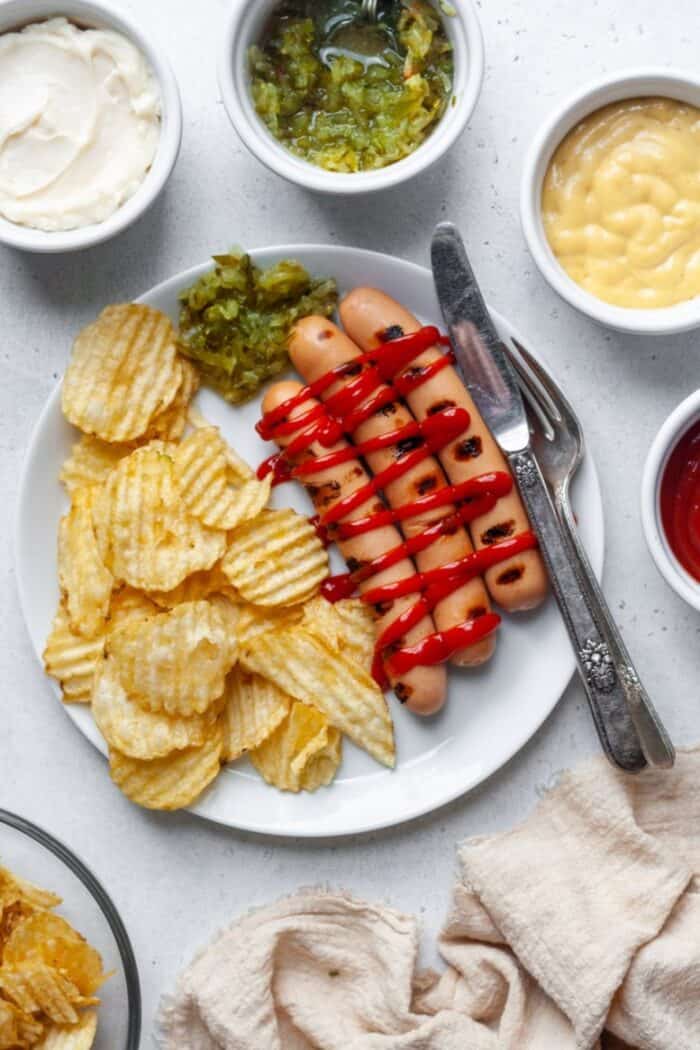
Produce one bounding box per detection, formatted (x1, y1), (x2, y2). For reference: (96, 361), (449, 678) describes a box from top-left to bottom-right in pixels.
(159, 748), (700, 1050)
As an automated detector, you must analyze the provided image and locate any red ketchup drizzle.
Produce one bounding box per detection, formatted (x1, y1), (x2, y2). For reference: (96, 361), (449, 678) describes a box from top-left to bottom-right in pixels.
(309, 515), (331, 548)
(660, 419), (700, 582)
(256, 326), (537, 688)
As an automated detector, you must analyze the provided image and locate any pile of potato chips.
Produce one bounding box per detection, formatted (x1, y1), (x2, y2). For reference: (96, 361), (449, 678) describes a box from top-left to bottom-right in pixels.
(44, 303), (395, 811)
(0, 865), (107, 1049)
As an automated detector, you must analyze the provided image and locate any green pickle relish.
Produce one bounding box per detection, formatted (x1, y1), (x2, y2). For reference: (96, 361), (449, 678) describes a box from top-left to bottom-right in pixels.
(248, 0), (454, 173)
(178, 251), (337, 404)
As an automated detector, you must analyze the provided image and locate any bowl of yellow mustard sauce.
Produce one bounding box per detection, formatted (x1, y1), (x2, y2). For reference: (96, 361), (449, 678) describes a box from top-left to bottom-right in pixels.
(521, 70), (700, 334)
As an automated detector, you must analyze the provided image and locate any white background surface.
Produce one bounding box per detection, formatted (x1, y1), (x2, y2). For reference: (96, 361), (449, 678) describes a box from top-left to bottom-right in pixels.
(1, 0), (698, 1043)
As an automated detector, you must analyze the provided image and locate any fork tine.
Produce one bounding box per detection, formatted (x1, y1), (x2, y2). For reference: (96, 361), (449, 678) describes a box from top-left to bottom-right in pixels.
(510, 337), (586, 453)
(508, 339), (562, 424)
(504, 342), (556, 441)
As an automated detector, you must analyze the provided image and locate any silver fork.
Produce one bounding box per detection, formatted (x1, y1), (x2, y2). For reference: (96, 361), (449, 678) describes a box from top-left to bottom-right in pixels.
(507, 338), (675, 769)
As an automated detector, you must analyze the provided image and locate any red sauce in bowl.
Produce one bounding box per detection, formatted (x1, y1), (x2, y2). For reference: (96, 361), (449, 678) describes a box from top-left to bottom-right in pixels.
(659, 418), (700, 582)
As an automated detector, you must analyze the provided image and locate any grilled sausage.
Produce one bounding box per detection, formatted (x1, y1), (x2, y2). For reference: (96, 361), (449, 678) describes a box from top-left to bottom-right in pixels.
(261, 380), (447, 716)
(339, 288), (548, 612)
(288, 317), (496, 668)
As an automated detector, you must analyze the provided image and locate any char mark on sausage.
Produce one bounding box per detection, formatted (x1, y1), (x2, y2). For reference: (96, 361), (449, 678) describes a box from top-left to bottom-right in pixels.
(394, 682), (411, 704)
(481, 520), (515, 545)
(454, 436), (483, 460)
(427, 399), (456, 416)
(394, 435), (424, 458)
(338, 361), (363, 378)
(497, 566), (524, 585)
(378, 324), (404, 343)
(415, 475), (438, 495)
(346, 557), (366, 573)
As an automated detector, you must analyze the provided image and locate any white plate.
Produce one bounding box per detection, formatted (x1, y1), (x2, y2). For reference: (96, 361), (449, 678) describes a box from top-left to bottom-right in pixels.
(16, 245), (604, 837)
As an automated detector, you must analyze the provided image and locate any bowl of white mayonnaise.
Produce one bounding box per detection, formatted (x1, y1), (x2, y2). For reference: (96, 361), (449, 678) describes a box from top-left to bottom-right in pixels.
(0, 1), (182, 252)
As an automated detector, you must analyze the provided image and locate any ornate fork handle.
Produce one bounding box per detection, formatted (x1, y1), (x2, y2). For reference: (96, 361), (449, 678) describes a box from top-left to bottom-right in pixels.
(510, 449), (647, 772)
(556, 496), (675, 768)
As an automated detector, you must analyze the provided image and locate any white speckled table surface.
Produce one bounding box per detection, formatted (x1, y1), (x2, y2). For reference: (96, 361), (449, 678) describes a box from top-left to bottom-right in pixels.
(1, 0), (699, 1043)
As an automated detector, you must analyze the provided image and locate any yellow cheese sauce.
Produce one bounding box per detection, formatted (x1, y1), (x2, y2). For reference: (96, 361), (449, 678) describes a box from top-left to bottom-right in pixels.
(542, 97), (700, 309)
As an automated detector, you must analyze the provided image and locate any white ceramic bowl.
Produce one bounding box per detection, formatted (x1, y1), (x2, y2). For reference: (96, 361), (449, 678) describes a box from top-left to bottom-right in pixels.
(642, 389), (700, 610)
(521, 68), (700, 335)
(218, 0), (484, 195)
(0, 0), (182, 253)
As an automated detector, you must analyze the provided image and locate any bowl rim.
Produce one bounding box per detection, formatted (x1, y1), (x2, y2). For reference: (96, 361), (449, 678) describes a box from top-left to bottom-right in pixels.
(217, 0), (484, 195)
(0, 807), (142, 1048)
(641, 389), (700, 611)
(520, 66), (700, 335)
(0, 0), (182, 253)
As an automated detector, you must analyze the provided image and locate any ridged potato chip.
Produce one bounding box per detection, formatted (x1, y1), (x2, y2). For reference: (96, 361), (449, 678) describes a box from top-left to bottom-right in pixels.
(174, 427), (271, 530)
(224, 446), (256, 483)
(0, 1001), (18, 1047)
(60, 436), (131, 496)
(221, 667), (290, 761)
(236, 603), (304, 647)
(143, 359), (199, 442)
(0, 868), (104, 1048)
(3, 913), (106, 997)
(92, 658), (218, 760)
(242, 626), (394, 767)
(0, 1002), (46, 1048)
(303, 597), (376, 675)
(43, 605), (104, 704)
(58, 489), (113, 640)
(0, 1000), (31, 1049)
(108, 601), (237, 715)
(0, 867), (61, 912)
(94, 445), (226, 592)
(35, 1011), (97, 1050)
(221, 508), (328, 607)
(13, 1009), (46, 1048)
(107, 587), (159, 630)
(61, 305), (180, 442)
(148, 565), (231, 610)
(109, 724), (224, 810)
(250, 702), (341, 792)
(206, 592), (241, 638)
(0, 964), (81, 1025)
(185, 407), (257, 482)
(333, 600), (377, 669)
(0, 902), (34, 952)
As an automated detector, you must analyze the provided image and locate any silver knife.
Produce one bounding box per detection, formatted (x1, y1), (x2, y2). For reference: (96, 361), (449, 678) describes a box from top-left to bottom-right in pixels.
(431, 222), (648, 773)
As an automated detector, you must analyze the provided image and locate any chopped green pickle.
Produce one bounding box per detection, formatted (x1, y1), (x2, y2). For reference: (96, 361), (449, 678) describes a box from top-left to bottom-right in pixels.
(249, 0), (453, 172)
(178, 251), (337, 404)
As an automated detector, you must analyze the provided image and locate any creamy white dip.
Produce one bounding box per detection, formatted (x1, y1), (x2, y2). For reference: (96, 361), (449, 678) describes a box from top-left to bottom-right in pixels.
(0, 18), (161, 231)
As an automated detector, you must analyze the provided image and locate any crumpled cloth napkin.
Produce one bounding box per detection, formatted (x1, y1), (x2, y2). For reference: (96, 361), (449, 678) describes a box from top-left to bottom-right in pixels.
(158, 748), (700, 1050)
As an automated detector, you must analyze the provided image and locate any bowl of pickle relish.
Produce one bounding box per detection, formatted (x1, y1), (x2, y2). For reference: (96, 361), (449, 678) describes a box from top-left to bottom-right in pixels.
(219, 0), (484, 194)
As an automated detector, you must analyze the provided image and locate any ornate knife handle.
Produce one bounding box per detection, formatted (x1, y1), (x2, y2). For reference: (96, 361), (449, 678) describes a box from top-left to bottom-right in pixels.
(510, 449), (646, 772)
(556, 497), (674, 768)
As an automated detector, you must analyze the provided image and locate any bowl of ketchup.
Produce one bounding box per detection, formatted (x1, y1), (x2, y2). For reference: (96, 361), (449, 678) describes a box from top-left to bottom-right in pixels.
(642, 390), (700, 610)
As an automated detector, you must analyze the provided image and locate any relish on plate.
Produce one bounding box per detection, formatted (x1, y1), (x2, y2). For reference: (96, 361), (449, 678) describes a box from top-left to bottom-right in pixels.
(249, 0), (453, 173)
(177, 252), (337, 404)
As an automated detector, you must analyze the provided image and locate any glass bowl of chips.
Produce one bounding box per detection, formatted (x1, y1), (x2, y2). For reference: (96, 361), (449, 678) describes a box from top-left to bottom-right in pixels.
(0, 809), (140, 1049)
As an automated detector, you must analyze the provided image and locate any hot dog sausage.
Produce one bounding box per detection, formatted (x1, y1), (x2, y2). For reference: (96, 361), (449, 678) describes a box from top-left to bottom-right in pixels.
(261, 380), (447, 716)
(339, 289), (549, 612)
(288, 317), (496, 668)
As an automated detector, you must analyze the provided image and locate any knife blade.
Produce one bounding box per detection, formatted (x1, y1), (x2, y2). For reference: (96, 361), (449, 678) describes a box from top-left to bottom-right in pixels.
(430, 221), (647, 773)
(431, 222), (529, 454)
